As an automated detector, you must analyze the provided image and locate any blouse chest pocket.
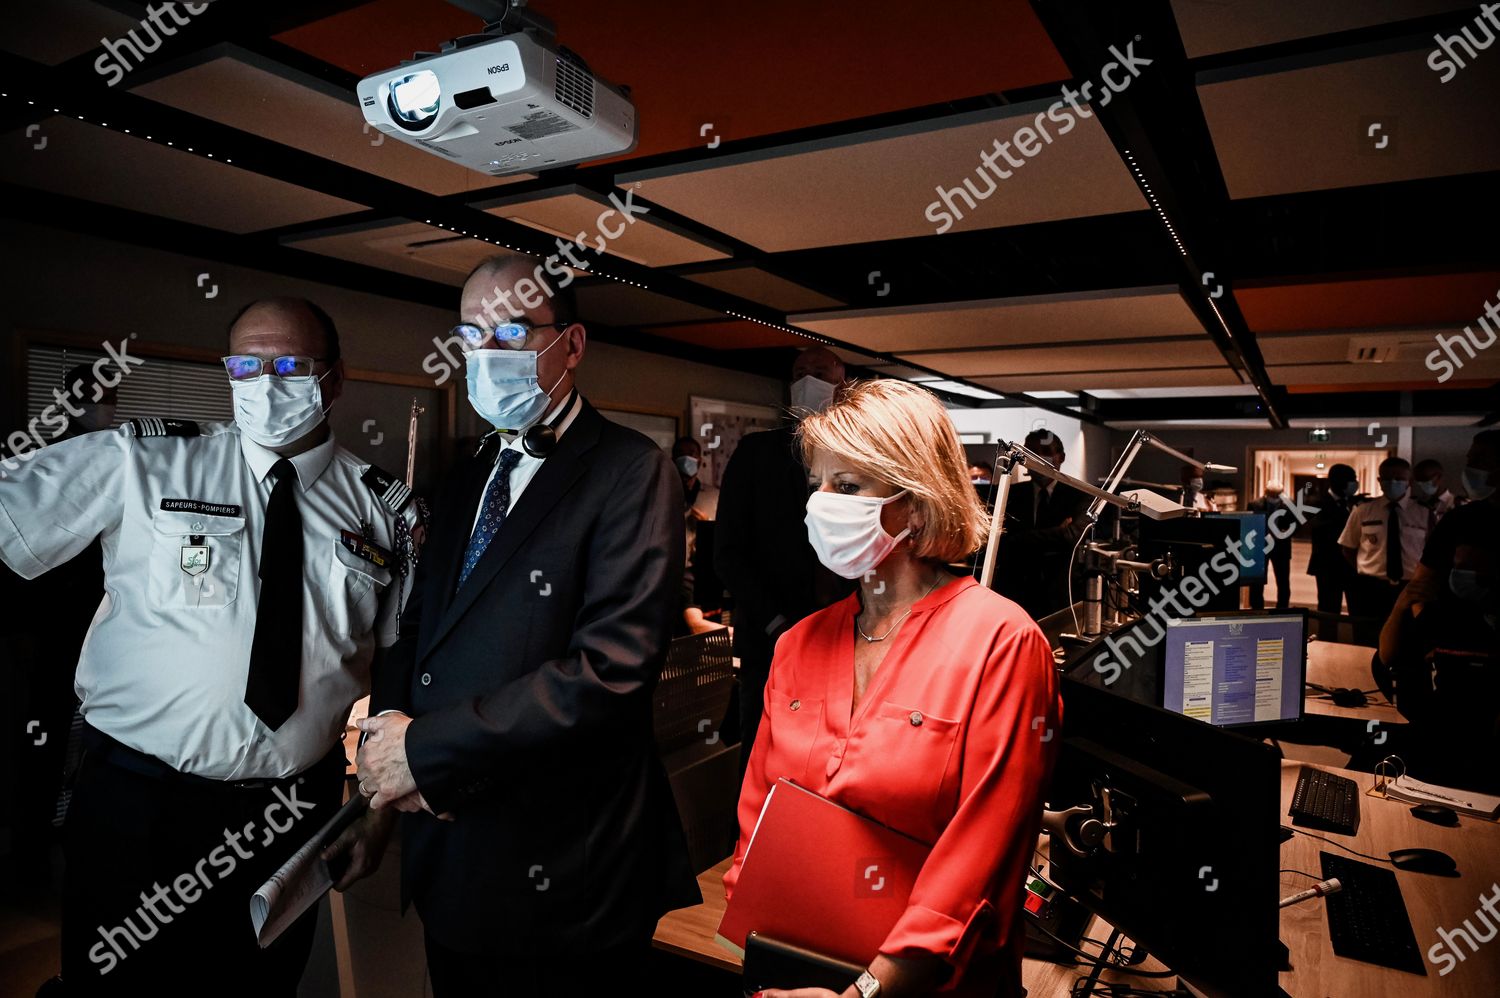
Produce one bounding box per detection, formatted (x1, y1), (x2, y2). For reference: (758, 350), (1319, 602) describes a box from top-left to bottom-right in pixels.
(764, 690), (824, 786)
(148, 509), (245, 609)
(329, 540), (392, 637)
(851, 700), (961, 830)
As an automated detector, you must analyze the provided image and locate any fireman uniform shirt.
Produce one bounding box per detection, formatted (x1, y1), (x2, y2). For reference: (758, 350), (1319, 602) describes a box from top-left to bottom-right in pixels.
(0, 420), (402, 779)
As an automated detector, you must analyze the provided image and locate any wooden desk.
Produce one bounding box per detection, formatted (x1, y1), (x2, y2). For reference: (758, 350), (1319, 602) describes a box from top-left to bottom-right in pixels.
(653, 859), (739, 973)
(1278, 761), (1500, 996)
(1304, 639), (1405, 724)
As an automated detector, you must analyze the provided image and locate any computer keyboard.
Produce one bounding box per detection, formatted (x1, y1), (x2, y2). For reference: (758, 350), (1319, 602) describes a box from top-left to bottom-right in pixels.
(1319, 852), (1426, 975)
(1289, 766), (1361, 835)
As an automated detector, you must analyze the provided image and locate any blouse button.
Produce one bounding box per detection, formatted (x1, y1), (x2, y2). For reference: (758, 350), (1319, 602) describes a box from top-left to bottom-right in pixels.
(909, 711), (923, 726)
(790, 699), (801, 711)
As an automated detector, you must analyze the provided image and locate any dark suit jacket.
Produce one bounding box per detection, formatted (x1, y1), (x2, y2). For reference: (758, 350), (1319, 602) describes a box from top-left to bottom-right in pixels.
(1247, 497), (1294, 564)
(371, 400), (699, 955)
(714, 425), (852, 670)
(1307, 489), (1355, 577)
(995, 478), (1090, 619)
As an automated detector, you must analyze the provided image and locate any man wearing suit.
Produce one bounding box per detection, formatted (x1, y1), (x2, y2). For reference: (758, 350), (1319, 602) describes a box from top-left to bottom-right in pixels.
(1248, 482), (1294, 610)
(996, 429), (1090, 620)
(1307, 463), (1359, 614)
(351, 255), (698, 996)
(715, 347), (854, 774)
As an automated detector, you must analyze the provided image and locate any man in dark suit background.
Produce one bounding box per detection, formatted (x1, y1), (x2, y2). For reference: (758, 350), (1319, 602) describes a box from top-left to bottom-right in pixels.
(715, 347), (854, 774)
(1307, 463), (1359, 613)
(1248, 481), (1294, 610)
(350, 255), (698, 996)
(996, 429), (1090, 620)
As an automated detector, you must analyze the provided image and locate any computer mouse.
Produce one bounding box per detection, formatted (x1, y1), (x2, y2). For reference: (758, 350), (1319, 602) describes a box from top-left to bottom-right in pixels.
(1411, 803), (1460, 827)
(1389, 848), (1459, 876)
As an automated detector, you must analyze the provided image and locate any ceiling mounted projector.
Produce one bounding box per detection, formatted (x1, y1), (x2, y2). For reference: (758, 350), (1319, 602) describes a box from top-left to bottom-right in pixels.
(357, 1), (636, 177)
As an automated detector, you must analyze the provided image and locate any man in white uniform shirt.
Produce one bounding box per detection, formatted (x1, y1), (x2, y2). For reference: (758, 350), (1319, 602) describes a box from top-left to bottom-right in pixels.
(0, 298), (411, 993)
(1340, 456), (1429, 622)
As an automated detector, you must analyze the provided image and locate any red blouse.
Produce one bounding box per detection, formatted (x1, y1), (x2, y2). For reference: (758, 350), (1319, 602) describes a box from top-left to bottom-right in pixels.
(723, 575), (1062, 997)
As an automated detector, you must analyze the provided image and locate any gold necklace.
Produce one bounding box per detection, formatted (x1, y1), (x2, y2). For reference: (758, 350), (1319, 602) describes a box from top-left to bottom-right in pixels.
(856, 574), (943, 643)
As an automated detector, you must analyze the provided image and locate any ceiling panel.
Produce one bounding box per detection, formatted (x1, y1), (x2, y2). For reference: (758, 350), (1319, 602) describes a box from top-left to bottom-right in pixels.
(1271, 358), (1500, 385)
(900, 338), (1225, 377)
(131, 51), (496, 197)
(1199, 46), (1500, 198)
(0, 117), (362, 232)
(572, 282), (723, 326)
(0, 0), (139, 66)
(790, 287), (1204, 353)
(1170, 0), (1473, 59)
(476, 186), (730, 267)
(275, 0), (1069, 160)
(974, 367), (1243, 392)
(284, 220), (512, 284)
(681, 265), (843, 311)
(639, 320), (810, 351)
(620, 104), (1147, 252)
(1238, 272), (1499, 331)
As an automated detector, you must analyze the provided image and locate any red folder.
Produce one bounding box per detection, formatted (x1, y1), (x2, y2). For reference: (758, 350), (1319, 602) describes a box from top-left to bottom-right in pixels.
(717, 779), (932, 965)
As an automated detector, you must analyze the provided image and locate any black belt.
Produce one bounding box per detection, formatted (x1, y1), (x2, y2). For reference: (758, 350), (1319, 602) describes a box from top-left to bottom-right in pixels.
(82, 723), (346, 793)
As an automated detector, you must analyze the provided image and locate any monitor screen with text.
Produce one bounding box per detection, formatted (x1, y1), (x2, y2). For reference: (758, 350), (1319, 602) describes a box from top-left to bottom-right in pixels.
(1162, 613), (1305, 727)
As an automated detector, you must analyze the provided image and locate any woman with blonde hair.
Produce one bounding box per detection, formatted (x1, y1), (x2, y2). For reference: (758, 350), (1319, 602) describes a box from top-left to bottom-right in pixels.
(724, 379), (1061, 998)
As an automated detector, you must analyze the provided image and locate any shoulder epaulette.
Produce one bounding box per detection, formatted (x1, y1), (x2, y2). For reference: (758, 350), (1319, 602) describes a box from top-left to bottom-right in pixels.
(121, 418), (200, 438)
(361, 464), (413, 516)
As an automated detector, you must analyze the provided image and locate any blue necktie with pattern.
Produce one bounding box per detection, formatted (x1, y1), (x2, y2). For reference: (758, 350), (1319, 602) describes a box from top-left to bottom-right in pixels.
(459, 448), (522, 589)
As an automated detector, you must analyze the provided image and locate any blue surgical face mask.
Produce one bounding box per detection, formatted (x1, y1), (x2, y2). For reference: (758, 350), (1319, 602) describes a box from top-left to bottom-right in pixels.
(1463, 466), (1497, 501)
(675, 455), (699, 478)
(1450, 569), (1488, 603)
(1342, 480), (1359, 498)
(1382, 479), (1408, 501)
(465, 332), (565, 432)
(1413, 479), (1438, 500)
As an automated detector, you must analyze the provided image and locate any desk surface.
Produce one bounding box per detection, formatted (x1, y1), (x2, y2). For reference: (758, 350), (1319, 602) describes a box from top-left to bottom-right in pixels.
(653, 762), (1500, 995)
(1304, 639), (1405, 724)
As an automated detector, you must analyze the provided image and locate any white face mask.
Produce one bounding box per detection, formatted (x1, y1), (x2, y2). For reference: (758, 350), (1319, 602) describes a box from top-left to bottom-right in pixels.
(230, 372), (329, 448)
(1464, 466), (1497, 501)
(674, 455), (699, 478)
(465, 333), (565, 432)
(804, 489), (910, 579)
(790, 375), (836, 415)
(1188, 478), (1204, 491)
(74, 403), (116, 432)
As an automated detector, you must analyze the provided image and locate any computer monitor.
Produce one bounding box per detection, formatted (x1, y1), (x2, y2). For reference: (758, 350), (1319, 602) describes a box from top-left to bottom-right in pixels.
(1161, 611), (1307, 728)
(1045, 676), (1288, 998)
(1207, 511), (1267, 583)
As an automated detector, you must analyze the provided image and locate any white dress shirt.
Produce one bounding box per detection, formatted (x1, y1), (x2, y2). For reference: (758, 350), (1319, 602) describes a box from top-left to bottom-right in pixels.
(0, 421), (402, 779)
(469, 389), (584, 536)
(1338, 494), (1430, 581)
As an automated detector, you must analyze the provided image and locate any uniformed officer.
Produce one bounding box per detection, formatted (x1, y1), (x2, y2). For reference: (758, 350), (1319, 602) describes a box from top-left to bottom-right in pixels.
(1339, 456), (1430, 622)
(0, 298), (414, 994)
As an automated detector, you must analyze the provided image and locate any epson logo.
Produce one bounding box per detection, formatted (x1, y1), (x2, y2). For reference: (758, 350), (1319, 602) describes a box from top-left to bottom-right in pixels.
(488, 62), (511, 75)
(494, 137), (523, 147)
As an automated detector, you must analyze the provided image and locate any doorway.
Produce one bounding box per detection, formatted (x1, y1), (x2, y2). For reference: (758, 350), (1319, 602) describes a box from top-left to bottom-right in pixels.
(1249, 448), (1391, 505)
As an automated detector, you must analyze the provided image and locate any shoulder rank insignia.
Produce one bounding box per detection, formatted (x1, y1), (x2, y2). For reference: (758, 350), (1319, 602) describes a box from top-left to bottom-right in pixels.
(122, 417), (201, 438)
(361, 464), (413, 516)
(340, 529), (393, 570)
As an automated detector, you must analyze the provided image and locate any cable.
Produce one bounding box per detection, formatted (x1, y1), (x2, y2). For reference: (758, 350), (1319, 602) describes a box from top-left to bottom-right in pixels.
(1028, 921), (1181, 979)
(1290, 828), (1393, 863)
(1280, 868), (1321, 880)
(1067, 520), (1095, 637)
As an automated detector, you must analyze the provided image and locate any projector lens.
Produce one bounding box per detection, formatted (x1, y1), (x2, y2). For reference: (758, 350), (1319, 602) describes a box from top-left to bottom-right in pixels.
(388, 70), (440, 129)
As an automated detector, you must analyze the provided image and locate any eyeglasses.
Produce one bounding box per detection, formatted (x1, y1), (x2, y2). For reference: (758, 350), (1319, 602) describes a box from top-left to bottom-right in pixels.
(221, 355), (329, 381)
(451, 320), (569, 353)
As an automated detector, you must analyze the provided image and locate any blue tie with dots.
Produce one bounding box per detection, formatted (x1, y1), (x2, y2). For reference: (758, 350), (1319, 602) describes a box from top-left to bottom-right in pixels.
(459, 448), (522, 589)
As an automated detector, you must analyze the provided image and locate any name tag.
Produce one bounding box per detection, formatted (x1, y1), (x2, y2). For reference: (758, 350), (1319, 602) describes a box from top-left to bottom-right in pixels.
(161, 498), (244, 518)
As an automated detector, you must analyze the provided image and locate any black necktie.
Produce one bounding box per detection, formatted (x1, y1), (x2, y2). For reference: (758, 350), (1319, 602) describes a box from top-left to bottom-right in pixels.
(1036, 484), (1051, 525)
(1386, 502), (1403, 581)
(245, 460), (303, 731)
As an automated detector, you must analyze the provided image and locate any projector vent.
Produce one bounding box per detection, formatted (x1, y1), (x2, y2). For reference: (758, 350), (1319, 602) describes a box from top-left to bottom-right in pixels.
(554, 48), (594, 118)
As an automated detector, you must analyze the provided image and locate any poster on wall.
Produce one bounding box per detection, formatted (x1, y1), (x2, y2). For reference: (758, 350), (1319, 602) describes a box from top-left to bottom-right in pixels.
(689, 396), (785, 489)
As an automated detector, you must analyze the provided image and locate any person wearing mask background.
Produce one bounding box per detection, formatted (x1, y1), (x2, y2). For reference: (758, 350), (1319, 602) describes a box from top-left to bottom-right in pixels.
(672, 434), (721, 634)
(353, 255), (698, 996)
(1, 298), (410, 992)
(715, 346), (856, 775)
(6, 364), (118, 893)
(1307, 463), (1359, 613)
(996, 429), (1089, 620)
(1178, 464), (1216, 512)
(968, 460), (994, 485)
(1340, 456), (1428, 621)
(1389, 431), (1500, 617)
(725, 380), (1060, 998)
(1248, 481), (1294, 611)
(1412, 458), (1457, 525)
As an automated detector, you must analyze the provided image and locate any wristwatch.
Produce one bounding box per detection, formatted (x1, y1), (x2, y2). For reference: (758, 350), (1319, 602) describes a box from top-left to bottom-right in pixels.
(854, 970), (881, 998)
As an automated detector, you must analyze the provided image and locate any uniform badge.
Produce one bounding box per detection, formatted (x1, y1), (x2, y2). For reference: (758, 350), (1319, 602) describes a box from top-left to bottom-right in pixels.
(180, 544), (211, 576)
(340, 530), (392, 570)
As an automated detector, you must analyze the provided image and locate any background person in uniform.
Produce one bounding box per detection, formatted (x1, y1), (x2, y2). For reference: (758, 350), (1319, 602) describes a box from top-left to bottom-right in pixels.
(1307, 462), (1359, 613)
(725, 381), (1061, 998)
(995, 429), (1089, 620)
(0, 298), (406, 994)
(351, 255), (698, 997)
(1248, 481), (1293, 611)
(1412, 458), (1457, 524)
(714, 346), (855, 776)
(7, 364), (117, 893)
(1340, 456), (1428, 621)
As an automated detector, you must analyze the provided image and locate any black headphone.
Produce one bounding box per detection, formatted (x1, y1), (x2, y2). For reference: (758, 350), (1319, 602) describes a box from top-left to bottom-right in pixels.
(522, 422), (557, 458)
